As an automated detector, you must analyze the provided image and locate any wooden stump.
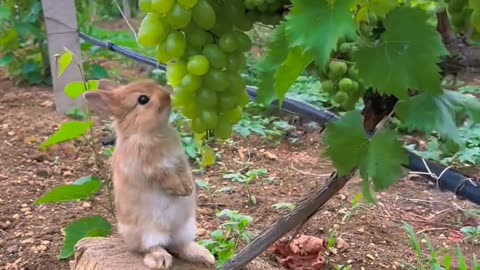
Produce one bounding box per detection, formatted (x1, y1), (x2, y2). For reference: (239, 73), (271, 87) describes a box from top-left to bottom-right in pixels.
(69, 237), (215, 270)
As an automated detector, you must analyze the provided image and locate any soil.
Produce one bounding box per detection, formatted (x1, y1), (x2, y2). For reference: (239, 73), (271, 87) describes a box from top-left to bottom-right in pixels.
(0, 70), (479, 270)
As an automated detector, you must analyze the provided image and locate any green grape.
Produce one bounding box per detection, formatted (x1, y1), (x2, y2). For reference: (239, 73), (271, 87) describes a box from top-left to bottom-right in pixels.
(151, 0), (174, 14)
(219, 32), (238, 52)
(186, 26), (212, 47)
(322, 80), (336, 94)
(181, 73), (202, 92)
(167, 3), (192, 29)
(203, 44), (227, 68)
(233, 14), (253, 31)
(234, 31), (252, 52)
(156, 42), (173, 64)
(138, 14), (167, 48)
(200, 110), (219, 128)
(448, 0), (466, 13)
(334, 91), (348, 104)
(223, 106), (242, 124)
(214, 119), (233, 139)
(178, 0), (198, 9)
(229, 2), (253, 31)
(210, 10), (234, 36)
(165, 31), (187, 58)
(329, 61), (347, 77)
(342, 96), (357, 111)
(351, 81), (359, 92)
(197, 88), (217, 108)
(229, 73), (246, 94)
(192, 117), (207, 133)
(226, 52), (246, 71)
(237, 89), (250, 108)
(139, 0), (151, 12)
(217, 93), (238, 111)
(192, 0), (216, 30)
(167, 61), (187, 87)
(339, 78), (353, 92)
(186, 46), (202, 57)
(347, 66), (359, 80)
(183, 101), (199, 118)
(187, 55), (210, 76)
(359, 23), (372, 37)
(172, 86), (192, 107)
(338, 43), (352, 54)
(204, 69), (229, 91)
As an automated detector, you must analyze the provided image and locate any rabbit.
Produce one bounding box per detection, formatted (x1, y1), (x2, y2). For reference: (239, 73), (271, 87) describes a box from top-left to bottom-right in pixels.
(83, 79), (215, 269)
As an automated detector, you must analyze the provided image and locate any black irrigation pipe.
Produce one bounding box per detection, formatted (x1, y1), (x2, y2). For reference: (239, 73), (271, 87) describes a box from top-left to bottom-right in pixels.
(78, 32), (480, 205)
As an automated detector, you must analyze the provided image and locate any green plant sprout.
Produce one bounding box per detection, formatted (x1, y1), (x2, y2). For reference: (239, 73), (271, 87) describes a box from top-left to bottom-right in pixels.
(223, 168), (268, 205)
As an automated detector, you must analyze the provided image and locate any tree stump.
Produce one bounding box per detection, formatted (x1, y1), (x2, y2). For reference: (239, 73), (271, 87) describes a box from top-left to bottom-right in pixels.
(69, 237), (215, 270)
(69, 237), (278, 270)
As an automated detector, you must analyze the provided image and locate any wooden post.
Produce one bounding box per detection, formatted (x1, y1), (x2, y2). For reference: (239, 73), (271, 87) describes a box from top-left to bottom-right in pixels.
(122, 0), (132, 19)
(41, 0), (85, 114)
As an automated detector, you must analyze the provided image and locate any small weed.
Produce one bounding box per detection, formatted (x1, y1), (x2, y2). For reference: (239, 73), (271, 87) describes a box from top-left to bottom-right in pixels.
(271, 202), (296, 212)
(195, 179), (233, 208)
(223, 169), (268, 205)
(460, 226), (480, 245)
(233, 111), (294, 140)
(199, 209), (253, 268)
(403, 221), (479, 270)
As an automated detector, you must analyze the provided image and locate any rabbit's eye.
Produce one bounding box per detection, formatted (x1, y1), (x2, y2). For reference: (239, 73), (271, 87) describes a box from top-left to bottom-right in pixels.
(138, 95), (150, 105)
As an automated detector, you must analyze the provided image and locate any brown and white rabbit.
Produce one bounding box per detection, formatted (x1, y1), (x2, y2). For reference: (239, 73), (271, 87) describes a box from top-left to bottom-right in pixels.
(83, 79), (215, 269)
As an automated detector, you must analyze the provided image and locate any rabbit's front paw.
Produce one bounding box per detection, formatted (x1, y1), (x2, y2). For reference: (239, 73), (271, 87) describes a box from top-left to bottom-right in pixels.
(163, 179), (193, 197)
(144, 248), (173, 269)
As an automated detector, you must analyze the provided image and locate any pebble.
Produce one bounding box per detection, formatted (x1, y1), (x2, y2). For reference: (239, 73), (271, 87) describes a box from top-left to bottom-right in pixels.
(7, 131), (15, 136)
(82, 202), (92, 208)
(7, 245), (19, 253)
(366, 254), (375, 260)
(357, 227), (365, 233)
(12, 214), (20, 219)
(35, 245), (48, 252)
(21, 238), (34, 244)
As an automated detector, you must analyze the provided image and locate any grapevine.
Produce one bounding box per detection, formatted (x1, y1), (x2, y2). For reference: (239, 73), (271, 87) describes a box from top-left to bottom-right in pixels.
(133, 0), (480, 198)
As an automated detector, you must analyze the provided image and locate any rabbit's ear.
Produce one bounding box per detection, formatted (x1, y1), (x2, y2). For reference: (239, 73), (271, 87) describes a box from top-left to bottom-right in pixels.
(83, 90), (115, 115)
(98, 79), (118, 91)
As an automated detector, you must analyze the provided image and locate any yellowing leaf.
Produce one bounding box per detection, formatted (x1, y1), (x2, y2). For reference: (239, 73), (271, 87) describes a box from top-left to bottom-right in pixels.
(285, 0), (356, 70)
(201, 145), (215, 167)
(57, 50), (74, 78)
(40, 121), (93, 150)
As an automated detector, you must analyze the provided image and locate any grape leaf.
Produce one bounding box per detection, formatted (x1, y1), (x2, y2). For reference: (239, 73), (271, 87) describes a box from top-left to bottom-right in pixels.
(57, 50), (74, 78)
(40, 121), (94, 150)
(395, 90), (480, 145)
(35, 176), (102, 205)
(285, 0), (356, 69)
(324, 111), (407, 196)
(0, 6), (11, 21)
(324, 112), (367, 175)
(358, 130), (408, 191)
(257, 23), (289, 105)
(273, 47), (313, 104)
(352, 7), (448, 99)
(59, 216), (112, 259)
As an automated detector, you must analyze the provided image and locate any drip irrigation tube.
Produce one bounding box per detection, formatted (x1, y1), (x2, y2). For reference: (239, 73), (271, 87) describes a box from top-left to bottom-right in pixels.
(78, 32), (480, 205)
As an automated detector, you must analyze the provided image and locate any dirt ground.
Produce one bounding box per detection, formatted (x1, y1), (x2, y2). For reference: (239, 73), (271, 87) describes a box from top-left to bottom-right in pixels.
(0, 68), (480, 270)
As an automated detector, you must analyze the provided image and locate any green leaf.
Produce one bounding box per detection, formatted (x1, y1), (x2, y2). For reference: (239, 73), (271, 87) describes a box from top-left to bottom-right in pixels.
(257, 23), (289, 105)
(0, 53), (14, 67)
(324, 111), (407, 192)
(65, 108), (87, 121)
(285, 0), (356, 69)
(470, 0), (480, 32)
(323, 111), (368, 175)
(354, 0), (397, 22)
(35, 176), (102, 205)
(358, 130), (408, 191)
(59, 216), (112, 259)
(40, 121), (94, 150)
(0, 6), (12, 21)
(395, 90), (480, 146)
(57, 50), (74, 78)
(273, 47), (313, 104)
(88, 65), (109, 80)
(352, 7), (448, 98)
(64, 81), (98, 100)
(271, 202), (296, 211)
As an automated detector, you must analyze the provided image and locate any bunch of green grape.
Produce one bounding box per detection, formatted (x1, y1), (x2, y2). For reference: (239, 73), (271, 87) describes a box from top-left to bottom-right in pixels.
(445, 0), (472, 32)
(137, 0), (254, 140)
(243, 0), (288, 25)
(319, 38), (365, 111)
